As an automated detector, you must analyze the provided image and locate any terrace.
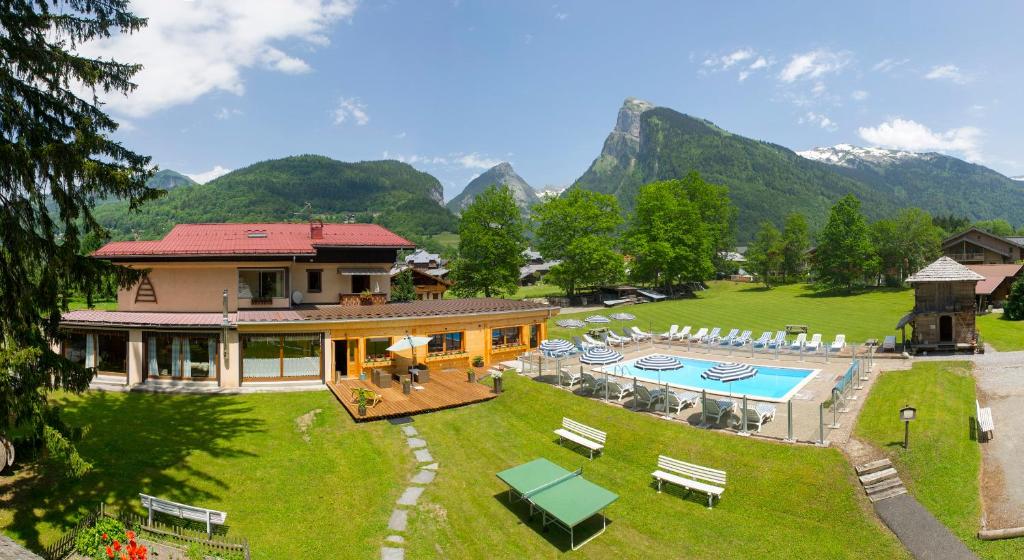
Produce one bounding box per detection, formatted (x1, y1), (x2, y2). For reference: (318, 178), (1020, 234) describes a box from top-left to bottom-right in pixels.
(327, 368), (497, 421)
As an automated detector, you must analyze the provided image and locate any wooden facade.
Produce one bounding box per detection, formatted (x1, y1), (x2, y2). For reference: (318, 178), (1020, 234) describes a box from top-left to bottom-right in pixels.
(903, 257), (984, 353)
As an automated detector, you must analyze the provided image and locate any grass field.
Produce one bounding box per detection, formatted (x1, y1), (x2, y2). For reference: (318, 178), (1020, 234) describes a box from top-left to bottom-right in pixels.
(67, 296), (116, 311)
(548, 281), (914, 344)
(0, 391), (409, 559)
(403, 374), (906, 559)
(513, 282), (566, 300)
(976, 314), (1024, 351)
(855, 361), (1024, 559)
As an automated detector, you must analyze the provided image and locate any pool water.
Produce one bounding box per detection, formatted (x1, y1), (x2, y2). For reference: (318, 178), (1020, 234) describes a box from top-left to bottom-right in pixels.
(599, 355), (818, 402)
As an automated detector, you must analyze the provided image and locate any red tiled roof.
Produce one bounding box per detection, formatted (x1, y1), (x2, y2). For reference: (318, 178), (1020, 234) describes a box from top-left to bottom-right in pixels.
(966, 264), (1024, 295)
(62, 310), (235, 327)
(93, 223), (415, 258)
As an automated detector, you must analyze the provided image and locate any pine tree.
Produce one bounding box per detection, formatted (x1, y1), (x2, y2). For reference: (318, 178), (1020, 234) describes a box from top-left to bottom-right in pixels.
(812, 195), (878, 291)
(449, 185), (527, 297)
(1, 1), (158, 475)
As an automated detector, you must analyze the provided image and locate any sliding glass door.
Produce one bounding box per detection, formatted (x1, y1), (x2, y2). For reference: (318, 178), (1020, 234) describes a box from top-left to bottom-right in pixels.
(241, 333), (323, 381)
(144, 332), (219, 381)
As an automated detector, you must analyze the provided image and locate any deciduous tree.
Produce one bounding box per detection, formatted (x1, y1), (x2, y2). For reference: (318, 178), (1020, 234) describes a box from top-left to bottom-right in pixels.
(449, 185), (527, 297)
(872, 208), (943, 286)
(746, 222), (784, 288)
(812, 195), (878, 290)
(780, 212), (810, 283)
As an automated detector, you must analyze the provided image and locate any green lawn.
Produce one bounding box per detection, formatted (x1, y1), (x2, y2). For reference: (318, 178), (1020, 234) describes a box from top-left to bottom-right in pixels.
(976, 313), (1024, 351)
(404, 374), (906, 559)
(548, 281), (914, 344)
(67, 296), (117, 311)
(855, 361), (1024, 559)
(0, 391), (409, 559)
(513, 282), (566, 300)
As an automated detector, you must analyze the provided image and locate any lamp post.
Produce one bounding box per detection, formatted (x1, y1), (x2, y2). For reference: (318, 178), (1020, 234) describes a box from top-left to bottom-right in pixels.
(900, 404), (917, 449)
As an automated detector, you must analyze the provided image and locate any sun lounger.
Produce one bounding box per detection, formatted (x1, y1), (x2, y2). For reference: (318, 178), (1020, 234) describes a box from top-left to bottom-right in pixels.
(882, 335), (896, 352)
(583, 334), (606, 347)
(689, 328), (709, 342)
(651, 455), (727, 508)
(738, 404), (776, 432)
(805, 333), (822, 352)
(752, 331), (772, 347)
(572, 336), (588, 352)
(558, 368), (581, 387)
(631, 326), (653, 340)
(673, 326), (692, 341)
(632, 385), (654, 410)
(732, 330), (752, 346)
(650, 389), (700, 414)
(659, 325), (679, 340)
(767, 331), (787, 349)
(789, 332), (807, 350)
(703, 398), (735, 424)
(599, 379), (633, 402)
(580, 372), (602, 396)
(704, 327), (722, 344)
(606, 331), (630, 346)
(830, 334), (846, 352)
(718, 328), (740, 345)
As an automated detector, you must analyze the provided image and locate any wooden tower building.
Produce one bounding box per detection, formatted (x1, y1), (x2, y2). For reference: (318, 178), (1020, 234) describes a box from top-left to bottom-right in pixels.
(899, 256), (985, 353)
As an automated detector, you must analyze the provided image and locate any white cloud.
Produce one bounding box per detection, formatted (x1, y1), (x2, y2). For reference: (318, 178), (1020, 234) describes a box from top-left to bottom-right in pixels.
(554, 12), (568, 20)
(872, 58), (909, 72)
(748, 56), (769, 70)
(76, 1), (357, 117)
(811, 81), (826, 95)
(704, 50), (771, 82)
(187, 165), (233, 184)
(333, 97), (369, 126)
(925, 64), (969, 84)
(383, 151), (504, 170)
(394, 131), (407, 139)
(799, 112), (838, 131)
(778, 49), (850, 82)
(858, 118), (983, 160)
(454, 153), (503, 170)
(215, 107), (243, 120)
(851, 90), (869, 101)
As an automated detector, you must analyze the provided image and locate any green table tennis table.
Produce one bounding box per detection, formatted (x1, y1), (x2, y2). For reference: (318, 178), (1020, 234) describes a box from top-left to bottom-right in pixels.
(496, 457), (619, 550)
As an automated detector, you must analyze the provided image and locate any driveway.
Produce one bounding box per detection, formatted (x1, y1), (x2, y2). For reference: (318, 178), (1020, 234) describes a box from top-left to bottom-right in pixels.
(973, 350), (1024, 528)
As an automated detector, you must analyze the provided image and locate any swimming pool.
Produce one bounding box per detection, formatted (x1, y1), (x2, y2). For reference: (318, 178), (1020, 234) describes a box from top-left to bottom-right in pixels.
(597, 355), (818, 402)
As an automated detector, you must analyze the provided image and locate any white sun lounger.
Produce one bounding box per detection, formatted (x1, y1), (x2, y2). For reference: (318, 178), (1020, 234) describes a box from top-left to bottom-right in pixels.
(805, 333), (822, 352)
(659, 325), (679, 340)
(830, 334), (846, 352)
(689, 328), (709, 342)
(673, 326), (692, 341)
(704, 327), (722, 343)
(767, 331), (787, 349)
(718, 328), (740, 345)
(789, 333), (807, 350)
(732, 330), (752, 346)
(738, 404), (777, 432)
(650, 389), (700, 414)
(752, 331), (772, 347)
(583, 334), (606, 347)
(703, 398), (735, 424)
(631, 326), (653, 340)
(606, 331), (630, 346)
(599, 379), (634, 402)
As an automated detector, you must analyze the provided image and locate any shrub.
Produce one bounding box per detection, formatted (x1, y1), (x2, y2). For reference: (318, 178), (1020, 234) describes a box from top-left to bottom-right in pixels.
(1004, 278), (1024, 320)
(74, 516), (126, 559)
(471, 356), (484, 367)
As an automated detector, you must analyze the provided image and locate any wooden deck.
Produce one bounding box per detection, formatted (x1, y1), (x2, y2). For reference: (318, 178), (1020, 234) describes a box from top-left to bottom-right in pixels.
(328, 369), (497, 421)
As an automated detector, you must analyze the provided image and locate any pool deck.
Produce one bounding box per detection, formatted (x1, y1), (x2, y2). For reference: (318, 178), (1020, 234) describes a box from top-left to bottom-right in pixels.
(518, 339), (900, 443)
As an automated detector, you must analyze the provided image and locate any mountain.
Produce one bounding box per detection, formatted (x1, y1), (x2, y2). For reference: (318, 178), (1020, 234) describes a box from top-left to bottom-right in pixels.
(573, 98), (1024, 239)
(92, 155), (457, 241)
(536, 186), (567, 200)
(148, 169), (196, 190)
(573, 98), (891, 239)
(798, 144), (1024, 223)
(446, 162), (540, 215)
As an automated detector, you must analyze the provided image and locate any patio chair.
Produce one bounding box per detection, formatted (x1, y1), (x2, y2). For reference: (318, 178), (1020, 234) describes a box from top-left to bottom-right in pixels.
(599, 379), (633, 403)
(789, 333), (807, 350)
(558, 368), (582, 387)
(738, 404), (776, 432)
(732, 330), (753, 346)
(703, 398), (735, 424)
(632, 385), (655, 410)
(752, 331), (772, 348)
(805, 333), (822, 352)
(607, 331), (630, 346)
(650, 389), (700, 415)
(659, 325), (679, 340)
(631, 326), (653, 340)
(580, 372), (602, 395)
(767, 331), (787, 349)
(689, 327), (709, 342)
(718, 328), (740, 345)
(673, 326), (692, 341)
(705, 327), (723, 344)
(830, 334), (846, 352)
(572, 336), (588, 352)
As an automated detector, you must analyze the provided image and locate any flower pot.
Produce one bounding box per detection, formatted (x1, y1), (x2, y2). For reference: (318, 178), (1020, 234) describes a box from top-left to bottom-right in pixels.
(403, 380), (412, 395)
(358, 404), (367, 416)
(467, 372), (476, 383)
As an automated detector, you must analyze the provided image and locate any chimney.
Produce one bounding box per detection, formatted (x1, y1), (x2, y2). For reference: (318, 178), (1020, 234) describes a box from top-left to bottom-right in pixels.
(310, 219), (324, 240)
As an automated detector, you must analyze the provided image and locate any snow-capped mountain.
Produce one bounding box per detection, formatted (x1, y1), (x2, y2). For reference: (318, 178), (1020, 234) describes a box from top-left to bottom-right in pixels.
(535, 186), (566, 200)
(1012, 176), (1024, 181)
(796, 144), (934, 168)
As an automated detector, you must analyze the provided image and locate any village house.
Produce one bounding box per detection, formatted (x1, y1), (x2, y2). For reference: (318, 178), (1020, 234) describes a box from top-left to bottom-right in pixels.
(942, 227), (1024, 264)
(59, 221), (555, 392)
(390, 248), (451, 300)
(898, 256), (984, 353)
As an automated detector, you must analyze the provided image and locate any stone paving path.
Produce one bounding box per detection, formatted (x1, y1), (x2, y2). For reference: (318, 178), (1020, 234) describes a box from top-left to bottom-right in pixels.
(381, 423), (439, 560)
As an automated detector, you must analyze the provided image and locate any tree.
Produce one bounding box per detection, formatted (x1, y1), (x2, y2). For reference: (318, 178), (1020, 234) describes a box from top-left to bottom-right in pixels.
(390, 269), (417, 302)
(449, 185), (527, 297)
(1004, 278), (1024, 321)
(811, 195), (878, 290)
(780, 212), (810, 283)
(675, 172), (737, 274)
(532, 189), (625, 297)
(973, 219), (1016, 238)
(746, 222), (784, 288)
(625, 179), (717, 292)
(1, 1), (158, 475)
(871, 208), (944, 286)
(932, 214), (971, 236)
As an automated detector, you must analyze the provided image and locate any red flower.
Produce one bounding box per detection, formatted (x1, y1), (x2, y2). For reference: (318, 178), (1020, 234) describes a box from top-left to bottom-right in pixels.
(112, 540), (121, 551)
(126, 530), (135, 540)
(102, 533), (109, 541)
(105, 545), (114, 558)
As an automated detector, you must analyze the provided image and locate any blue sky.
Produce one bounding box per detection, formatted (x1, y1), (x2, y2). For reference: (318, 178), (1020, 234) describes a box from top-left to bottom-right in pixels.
(93, 0), (1024, 199)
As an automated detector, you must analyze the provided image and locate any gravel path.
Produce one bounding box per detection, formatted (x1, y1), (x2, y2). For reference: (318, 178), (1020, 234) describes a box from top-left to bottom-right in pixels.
(972, 350), (1024, 529)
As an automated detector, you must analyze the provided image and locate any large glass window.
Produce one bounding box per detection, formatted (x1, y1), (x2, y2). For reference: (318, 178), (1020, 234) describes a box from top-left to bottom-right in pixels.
(238, 269), (286, 299)
(364, 337), (391, 361)
(529, 324), (540, 349)
(426, 332), (464, 355)
(491, 327), (522, 348)
(242, 334), (322, 380)
(444, 332), (463, 352)
(146, 333), (218, 380)
(96, 331), (128, 374)
(62, 331), (90, 366)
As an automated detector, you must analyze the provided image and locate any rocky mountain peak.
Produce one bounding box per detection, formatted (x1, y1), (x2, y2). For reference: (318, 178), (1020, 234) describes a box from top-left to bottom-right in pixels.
(797, 144), (930, 168)
(614, 97), (655, 139)
(446, 162), (540, 215)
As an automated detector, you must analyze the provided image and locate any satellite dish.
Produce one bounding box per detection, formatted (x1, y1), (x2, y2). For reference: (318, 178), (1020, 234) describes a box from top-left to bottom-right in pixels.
(291, 290), (304, 305)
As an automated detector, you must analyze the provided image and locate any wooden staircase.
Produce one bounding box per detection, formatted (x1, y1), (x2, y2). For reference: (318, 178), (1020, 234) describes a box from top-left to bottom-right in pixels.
(856, 458), (907, 503)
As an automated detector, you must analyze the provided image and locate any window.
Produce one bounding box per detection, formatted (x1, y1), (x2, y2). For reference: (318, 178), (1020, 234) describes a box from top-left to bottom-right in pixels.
(146, 333), (218, 379)
(427, 332), (464, 355)
(529, 324), (540, 349)
(491, 327), (521, 348)
(365, 337), (391, 361)
(238, 269), (286, 299)
(96, 331), (128, 374)
(62, 331), (90, 366)
(242, 334), (322, 380)
(307, 269), (322, 293)
(351, 274), (371, 293)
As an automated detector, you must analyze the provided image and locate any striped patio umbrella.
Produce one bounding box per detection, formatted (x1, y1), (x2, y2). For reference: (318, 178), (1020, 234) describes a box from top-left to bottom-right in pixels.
(555, 319), (586, 329)
(585, 315), (610, 324)
(609, 312), (635, 321)
(634, 354), (682, 371)
(701, 362), (758, 398)
(539, 339), (576, 355)
(579, 346), (623, 365)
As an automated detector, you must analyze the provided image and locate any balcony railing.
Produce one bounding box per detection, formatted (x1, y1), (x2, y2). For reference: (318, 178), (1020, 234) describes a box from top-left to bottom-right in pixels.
(339, 292), (387, 306)
(944, 252), (985, 262)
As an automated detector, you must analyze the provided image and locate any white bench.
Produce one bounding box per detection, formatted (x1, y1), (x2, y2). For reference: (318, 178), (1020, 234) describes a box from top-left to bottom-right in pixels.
(554, 418), (606, 459)
(651, 455), (727, 508)
(976, 400), (995, 441)
(140, 493), (227, 537)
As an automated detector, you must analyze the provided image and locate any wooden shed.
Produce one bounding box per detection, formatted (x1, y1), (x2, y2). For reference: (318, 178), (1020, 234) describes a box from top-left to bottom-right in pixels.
(899, 257), (985, 353)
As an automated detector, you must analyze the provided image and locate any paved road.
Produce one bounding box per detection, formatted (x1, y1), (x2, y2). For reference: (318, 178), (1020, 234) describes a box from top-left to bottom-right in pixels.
(875, 494), (977, 560)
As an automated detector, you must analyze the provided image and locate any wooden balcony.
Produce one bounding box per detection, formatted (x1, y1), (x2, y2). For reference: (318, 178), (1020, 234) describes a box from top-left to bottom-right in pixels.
(338, 292), (388, 306)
